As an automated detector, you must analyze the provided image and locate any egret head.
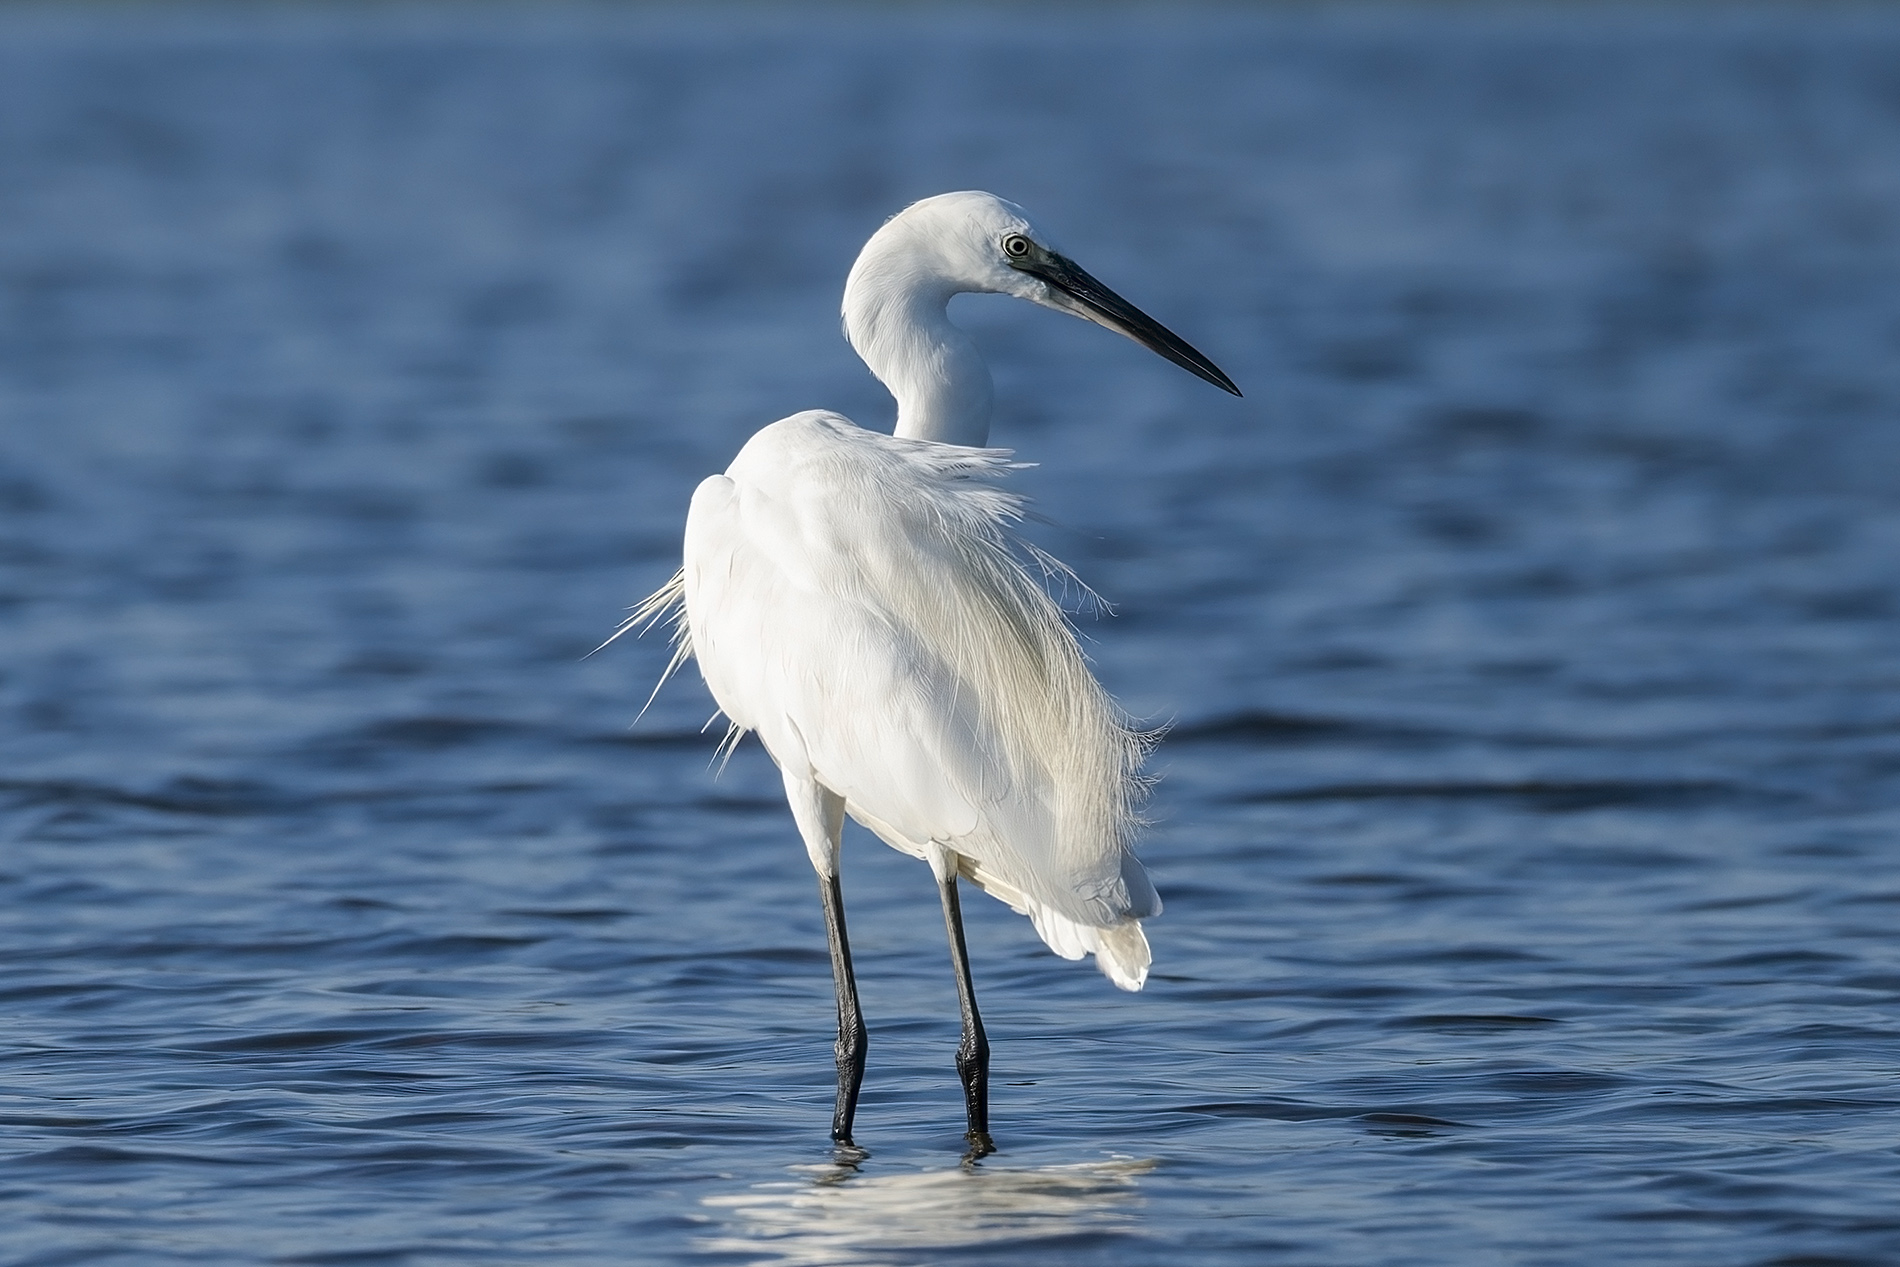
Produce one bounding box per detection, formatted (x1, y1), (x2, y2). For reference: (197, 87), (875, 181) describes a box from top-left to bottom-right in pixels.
(868, 191), (1241, 398)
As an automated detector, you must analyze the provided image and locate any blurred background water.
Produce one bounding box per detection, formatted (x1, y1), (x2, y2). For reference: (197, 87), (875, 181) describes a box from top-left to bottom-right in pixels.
(3, 3), (1899, 1264)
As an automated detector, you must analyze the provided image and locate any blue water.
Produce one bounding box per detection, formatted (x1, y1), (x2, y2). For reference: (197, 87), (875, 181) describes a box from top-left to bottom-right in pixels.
(4, 4), (1900, 1264)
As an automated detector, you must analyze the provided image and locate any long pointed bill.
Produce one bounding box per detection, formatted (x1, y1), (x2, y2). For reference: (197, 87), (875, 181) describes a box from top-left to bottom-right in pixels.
(1012, 248), (1241, 396)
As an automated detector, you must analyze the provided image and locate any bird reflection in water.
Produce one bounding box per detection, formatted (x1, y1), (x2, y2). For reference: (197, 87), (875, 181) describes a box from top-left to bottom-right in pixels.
(698, 1156), (1154, 1265)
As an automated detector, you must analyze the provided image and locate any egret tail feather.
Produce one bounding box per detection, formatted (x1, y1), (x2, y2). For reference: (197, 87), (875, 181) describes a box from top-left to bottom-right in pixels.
(956, 854), (1151, 991)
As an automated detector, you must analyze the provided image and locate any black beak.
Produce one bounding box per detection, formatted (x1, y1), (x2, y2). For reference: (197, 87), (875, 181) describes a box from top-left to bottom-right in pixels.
(1011, 248), (1241, 397)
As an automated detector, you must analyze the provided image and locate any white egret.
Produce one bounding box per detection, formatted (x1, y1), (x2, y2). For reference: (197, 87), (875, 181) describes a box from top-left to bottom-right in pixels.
(633, 192), (1238, 1156)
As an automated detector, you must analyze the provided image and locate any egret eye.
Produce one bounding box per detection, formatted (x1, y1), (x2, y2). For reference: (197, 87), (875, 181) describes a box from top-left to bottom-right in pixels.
(1002, 234), (1032, 258)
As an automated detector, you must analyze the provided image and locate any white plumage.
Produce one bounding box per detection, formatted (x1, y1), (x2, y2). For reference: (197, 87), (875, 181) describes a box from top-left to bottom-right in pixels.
(675, 411), (1157, 985)
(632, 192), (1237, 1150)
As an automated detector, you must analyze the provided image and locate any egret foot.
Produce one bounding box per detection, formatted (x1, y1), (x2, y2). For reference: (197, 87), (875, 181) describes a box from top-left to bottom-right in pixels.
(829, 1141), (870, 1170)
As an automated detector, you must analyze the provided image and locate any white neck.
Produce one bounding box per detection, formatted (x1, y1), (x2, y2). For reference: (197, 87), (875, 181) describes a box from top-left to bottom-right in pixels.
(842, 235), (995, 447)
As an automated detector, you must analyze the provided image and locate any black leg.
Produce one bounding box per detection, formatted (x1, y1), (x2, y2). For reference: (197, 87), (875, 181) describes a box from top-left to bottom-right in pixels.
(937, 873), (994, 1158)
(818, 870), (868, 1146)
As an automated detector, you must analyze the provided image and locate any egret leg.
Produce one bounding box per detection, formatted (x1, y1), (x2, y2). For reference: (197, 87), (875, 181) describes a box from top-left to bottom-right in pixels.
(937, 872), (994, 1158)
(818, 868), (868, 1146)
(785, 776), (867, 1147)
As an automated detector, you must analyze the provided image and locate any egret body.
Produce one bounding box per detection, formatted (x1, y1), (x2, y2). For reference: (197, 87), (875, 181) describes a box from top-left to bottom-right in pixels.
(636, 192), (1238, 1155)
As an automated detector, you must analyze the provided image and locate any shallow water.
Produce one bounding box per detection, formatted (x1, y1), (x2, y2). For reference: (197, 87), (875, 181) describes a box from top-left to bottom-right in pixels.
(3, 4), (1900, 1264)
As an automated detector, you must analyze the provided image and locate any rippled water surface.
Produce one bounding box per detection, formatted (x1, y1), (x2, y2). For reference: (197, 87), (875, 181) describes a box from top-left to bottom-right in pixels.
(4, 5), (1900, 1264)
